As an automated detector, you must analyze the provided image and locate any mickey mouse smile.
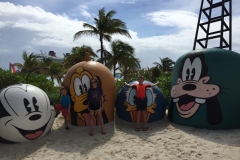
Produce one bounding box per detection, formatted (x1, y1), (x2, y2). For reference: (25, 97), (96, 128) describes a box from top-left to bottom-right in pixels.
(12, 112), (53, 140)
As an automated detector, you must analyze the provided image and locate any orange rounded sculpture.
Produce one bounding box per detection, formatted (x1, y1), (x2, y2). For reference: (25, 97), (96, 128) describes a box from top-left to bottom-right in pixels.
(62, 52), (116, 126)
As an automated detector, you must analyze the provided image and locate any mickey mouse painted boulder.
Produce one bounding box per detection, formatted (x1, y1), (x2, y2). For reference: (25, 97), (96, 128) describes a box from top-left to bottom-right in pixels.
(0, 84), (55, 143)
(116, 80), (166, 123)
(62, 52), (116, 126)
(168, 48), (240, 129)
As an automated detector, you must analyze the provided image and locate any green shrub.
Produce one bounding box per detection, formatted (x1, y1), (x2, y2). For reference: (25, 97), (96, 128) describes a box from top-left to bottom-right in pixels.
(0, 69), (60, 104)
(156, 72), (173, 106)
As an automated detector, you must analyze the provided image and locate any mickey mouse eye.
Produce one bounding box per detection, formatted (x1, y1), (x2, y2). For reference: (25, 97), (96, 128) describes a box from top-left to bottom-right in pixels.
(32, 97), (39, 111)
(24, 98), (31, 113)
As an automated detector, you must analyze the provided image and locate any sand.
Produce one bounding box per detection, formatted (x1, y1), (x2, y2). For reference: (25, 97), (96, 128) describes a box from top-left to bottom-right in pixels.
(1, 111), (240, 160)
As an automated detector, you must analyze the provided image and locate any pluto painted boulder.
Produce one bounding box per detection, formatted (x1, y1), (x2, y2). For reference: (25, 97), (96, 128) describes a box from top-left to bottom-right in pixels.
(167, 48), (240, 129)
(116, 80), (166, 123)
(62, 53), (116, 126)
(0, 84), (55, 143)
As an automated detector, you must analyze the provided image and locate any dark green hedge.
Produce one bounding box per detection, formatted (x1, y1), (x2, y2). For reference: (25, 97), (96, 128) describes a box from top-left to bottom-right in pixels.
(0, 69), (60, 104)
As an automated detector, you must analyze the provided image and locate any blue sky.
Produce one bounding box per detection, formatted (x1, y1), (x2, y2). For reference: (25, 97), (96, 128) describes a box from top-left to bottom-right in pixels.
(0, 0), (240, 70)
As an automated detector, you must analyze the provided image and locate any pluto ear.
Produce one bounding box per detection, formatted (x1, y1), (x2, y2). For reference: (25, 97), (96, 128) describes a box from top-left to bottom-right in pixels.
(95, 76), (102, 88)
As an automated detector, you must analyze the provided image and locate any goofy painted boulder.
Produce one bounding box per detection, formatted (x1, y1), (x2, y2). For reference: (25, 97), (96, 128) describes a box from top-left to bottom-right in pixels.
(167, 48), (240, 129)
(62, 52), (116, 126)
(0, 84), (55, 143)
(116, 80), (166, 123)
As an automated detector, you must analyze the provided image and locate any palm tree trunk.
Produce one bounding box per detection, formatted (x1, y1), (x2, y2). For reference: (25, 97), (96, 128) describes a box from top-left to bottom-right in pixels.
(113, 65), (116, 78)
(100, 37), (104, 64)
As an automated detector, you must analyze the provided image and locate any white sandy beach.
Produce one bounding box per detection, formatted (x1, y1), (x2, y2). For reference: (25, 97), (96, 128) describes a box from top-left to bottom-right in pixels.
(1, 110), (240, 160)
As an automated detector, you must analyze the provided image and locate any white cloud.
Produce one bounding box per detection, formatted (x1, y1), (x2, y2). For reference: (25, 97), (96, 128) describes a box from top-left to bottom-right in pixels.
(144, 10), (198, 29)
(0, 49), (8, 53)
(77, 5), (92, 19)
(0, 1), (240, 71)
(120, 0), (136, 4)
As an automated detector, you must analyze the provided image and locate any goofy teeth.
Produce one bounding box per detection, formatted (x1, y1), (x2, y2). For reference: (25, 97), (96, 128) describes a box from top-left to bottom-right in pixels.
(195, 98), (206, 104)
(173, 98), (179, 102)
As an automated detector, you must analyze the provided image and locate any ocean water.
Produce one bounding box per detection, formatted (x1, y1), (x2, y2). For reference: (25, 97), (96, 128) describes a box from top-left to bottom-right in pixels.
(46, 77), (62, 87)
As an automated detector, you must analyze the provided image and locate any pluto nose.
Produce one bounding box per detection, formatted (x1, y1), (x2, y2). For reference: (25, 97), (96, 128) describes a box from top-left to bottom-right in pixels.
(29, 114), (42, 121)
(182, 84), (196, 91)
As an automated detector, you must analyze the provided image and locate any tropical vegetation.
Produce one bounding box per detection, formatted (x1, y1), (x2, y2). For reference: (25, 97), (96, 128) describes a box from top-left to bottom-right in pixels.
(98, 39), (141, 78)
(0, 68), (61, 104)
(73, 7), (131, 65)
(1, 7), (176, 106)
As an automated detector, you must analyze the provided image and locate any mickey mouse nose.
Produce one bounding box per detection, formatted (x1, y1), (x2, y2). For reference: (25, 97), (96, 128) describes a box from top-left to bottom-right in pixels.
(29, 114), (41, 121)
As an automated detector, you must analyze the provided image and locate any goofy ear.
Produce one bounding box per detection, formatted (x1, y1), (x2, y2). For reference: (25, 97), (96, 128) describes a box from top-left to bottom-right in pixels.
(205, 97), (222, 125)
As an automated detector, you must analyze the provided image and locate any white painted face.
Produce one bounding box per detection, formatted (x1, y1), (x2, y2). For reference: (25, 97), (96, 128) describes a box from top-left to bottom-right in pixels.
(0, 84), (55, 143)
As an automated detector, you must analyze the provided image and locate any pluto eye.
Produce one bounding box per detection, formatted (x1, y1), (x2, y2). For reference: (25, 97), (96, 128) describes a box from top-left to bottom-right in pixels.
(81, 74), (90, 93)
(74, 77), (83, 96)
(79, 85), (84, 94)
(83, 84), (88, 93)
(24, 98), (31, 113)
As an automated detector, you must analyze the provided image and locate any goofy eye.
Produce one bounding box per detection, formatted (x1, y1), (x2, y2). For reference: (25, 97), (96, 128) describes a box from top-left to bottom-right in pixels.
(182, 57), (202, 81)
(191, 58), (201, 81)
(186, 68), (190, 80)
(182, 58), (191, 81)
(32, 97), (39, 111)
(191, 68), (195, 80)
(24, 98), (31, 113)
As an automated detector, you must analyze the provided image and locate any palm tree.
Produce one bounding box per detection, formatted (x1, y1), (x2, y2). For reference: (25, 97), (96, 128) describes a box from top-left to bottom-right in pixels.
(118, 55), (141, 80)
(48, 62), (66, 85)
(64, 45), (98, 68)
(98, 40), (140, 78)
(153, 57), (175, 72)
(137, 67), (154, 81)
(14, 51), (40, 73)
(73, 7), (131, 64)
(36, 57), (66, 85)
